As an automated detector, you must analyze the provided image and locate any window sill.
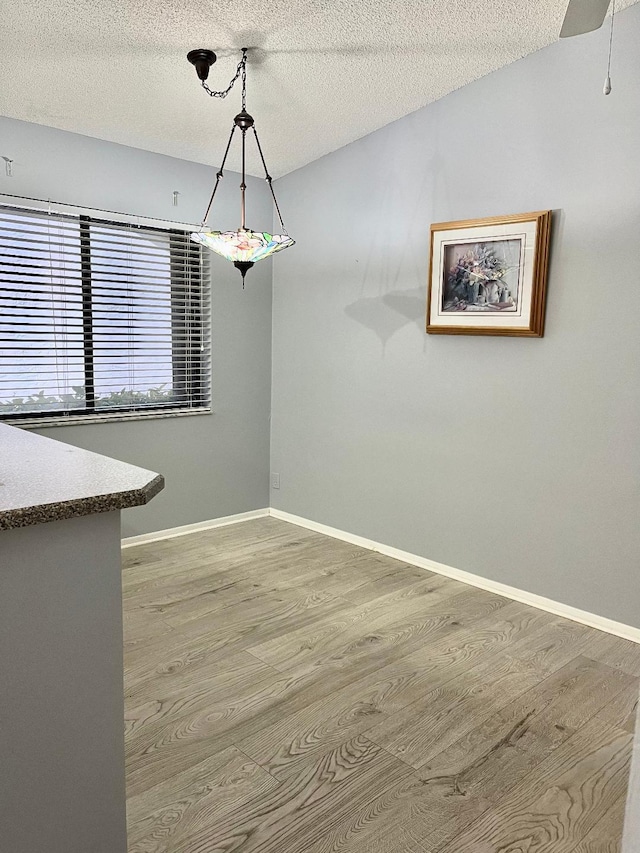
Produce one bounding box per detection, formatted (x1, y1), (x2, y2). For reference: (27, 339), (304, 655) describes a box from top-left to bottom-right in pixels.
(6, 408), (213, 429)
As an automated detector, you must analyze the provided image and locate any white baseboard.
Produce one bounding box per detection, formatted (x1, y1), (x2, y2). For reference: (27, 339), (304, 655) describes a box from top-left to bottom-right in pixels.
(269, 508), (640, 645)
(120, 505), (640, 644)
(121, 508), (270, 548)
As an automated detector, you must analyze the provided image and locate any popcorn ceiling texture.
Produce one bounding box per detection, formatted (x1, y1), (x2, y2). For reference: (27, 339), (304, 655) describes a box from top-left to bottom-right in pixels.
(0, 0), (637, 177)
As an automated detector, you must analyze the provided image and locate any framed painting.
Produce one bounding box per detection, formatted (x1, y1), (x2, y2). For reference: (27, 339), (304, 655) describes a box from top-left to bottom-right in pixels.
(426, 210), (552, 337)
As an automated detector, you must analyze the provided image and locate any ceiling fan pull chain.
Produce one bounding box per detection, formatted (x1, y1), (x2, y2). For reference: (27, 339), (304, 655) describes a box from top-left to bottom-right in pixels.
(604, 0), (615, 95)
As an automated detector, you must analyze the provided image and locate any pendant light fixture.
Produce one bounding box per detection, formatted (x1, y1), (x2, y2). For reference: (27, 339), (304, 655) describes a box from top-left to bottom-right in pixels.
(187, 47), (295, 283)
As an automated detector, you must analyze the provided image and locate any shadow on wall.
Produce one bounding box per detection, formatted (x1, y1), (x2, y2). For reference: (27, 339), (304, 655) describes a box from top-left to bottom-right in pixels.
(344, 287), (426, 347)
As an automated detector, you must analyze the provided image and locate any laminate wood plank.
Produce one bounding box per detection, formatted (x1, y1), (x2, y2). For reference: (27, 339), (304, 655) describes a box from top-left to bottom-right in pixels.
(162, 581), (336, 630)
(339, 563), (436, 604)
(507, 616), (600, 674)
(128, 621), (451, 799)
(411, 658), (633, 850)
(122, 608), (174, 651)
(122, 541), (320, 598)
(158, 735), (413, 853)
(134, 532), (373, 625)
(123, 560), (257, 605)
(124, 650), (275, 737)
(125, 665), (321, 797)
(127, 664), (337, 798)
(582, 633), (640, 678)
(126, 527), (419, 608)
(127, 746), (280, 853)
(122, 518), (291, 573)
(334, 601), (555, 702)
(368, 601), (556, 691)
(264, 599), (553, 722)
(124, 630), (231, 692)
(323, 819), (435, 853)
(303, 553), (427, 599)
(513, 659), (635, 753)
(247, 581), (507, 673)
(593, 675), (639, 734)
(124, 586), (350, 686)
(124, 582), (338, 665)
(125, 572), (327, 654)
(571, 795), (627, 853)
(236, 676), (391, 781)
(122, 549), (163, 572)
(172, 586), (351, 652)
(247, 602), (455, 675)
(122, 519), (324, 591)
(418, 656), (628, 790)
(125, 570), (266, 614)
(125, 550), (394, 614)
(437, 719), (632, 853)
(367, 651), (551, 770)
(303, 769), (491, 853)
(241, 542), (373, 591)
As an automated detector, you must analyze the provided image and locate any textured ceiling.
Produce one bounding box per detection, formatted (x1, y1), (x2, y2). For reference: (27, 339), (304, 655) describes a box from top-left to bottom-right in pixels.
(0, 0), (636, 177)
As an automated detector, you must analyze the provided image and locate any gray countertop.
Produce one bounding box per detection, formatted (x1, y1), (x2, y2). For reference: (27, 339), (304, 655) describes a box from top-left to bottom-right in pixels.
(0, 424), (164, 530)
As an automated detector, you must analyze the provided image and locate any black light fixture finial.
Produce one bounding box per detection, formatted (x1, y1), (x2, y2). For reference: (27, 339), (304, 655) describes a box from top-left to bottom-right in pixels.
(234, 261), (254, 286)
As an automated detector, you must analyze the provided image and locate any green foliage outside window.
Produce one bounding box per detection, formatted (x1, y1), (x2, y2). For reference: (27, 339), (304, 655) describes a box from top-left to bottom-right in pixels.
(0, 385), (174, 414)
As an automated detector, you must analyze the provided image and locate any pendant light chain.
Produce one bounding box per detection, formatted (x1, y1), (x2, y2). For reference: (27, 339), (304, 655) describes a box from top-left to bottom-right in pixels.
(201, 49), (248, 99)
(241, 50), (247, 110)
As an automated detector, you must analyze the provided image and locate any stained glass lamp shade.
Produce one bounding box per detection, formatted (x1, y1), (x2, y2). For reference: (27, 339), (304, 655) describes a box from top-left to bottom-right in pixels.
(191, 229), (295, 264)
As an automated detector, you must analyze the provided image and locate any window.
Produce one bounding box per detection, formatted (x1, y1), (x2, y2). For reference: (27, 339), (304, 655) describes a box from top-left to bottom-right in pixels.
(0, 203), (211, 425)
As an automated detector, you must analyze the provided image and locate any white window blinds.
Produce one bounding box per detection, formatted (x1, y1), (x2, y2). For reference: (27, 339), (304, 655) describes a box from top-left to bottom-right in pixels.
(0, 202), (211, 424)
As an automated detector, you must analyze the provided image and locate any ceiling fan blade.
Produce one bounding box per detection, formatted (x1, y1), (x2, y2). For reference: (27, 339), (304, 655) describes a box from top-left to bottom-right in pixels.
(560, 0), (611, 37)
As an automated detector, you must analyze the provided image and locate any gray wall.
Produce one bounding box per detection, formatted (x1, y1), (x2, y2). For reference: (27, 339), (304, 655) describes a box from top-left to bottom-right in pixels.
(0, 117), (273, 536)
(0, 511), (127, 853)
(271, 4), (640, 627)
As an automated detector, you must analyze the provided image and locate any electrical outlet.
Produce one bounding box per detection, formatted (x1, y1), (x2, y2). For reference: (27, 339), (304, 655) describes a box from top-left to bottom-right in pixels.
(271, 472), (280, 490)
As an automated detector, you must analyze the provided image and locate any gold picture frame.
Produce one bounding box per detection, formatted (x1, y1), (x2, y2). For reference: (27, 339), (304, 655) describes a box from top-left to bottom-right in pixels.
(426, 210), (552, 337)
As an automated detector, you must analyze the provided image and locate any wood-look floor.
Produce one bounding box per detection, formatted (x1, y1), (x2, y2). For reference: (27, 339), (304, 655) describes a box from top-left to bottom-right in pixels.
(122, 517), (640, 853)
